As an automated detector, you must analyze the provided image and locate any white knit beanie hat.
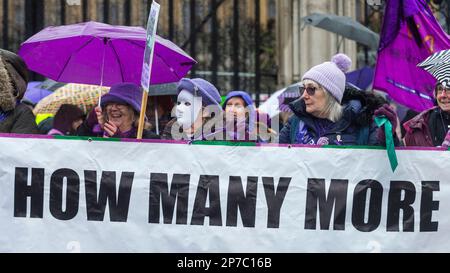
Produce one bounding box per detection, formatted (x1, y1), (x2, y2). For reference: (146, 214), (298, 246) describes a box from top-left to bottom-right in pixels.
(301, 53), (352, 103)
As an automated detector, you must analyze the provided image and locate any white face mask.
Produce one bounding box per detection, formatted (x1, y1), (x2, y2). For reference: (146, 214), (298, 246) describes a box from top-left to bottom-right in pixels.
(176, 90), (203, 129)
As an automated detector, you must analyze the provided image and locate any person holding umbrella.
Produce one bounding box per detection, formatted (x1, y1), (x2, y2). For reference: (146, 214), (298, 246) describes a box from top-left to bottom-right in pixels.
(0, 49), (38, 134)
(403, 82), (450, 147)
(77, 82), (159, 139)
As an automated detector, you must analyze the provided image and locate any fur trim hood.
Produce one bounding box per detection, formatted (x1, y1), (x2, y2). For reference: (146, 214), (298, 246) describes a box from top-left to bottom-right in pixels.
(0, 50), (29, 111)
(341, 85), (387, 127)
(0, 56), (16, 111)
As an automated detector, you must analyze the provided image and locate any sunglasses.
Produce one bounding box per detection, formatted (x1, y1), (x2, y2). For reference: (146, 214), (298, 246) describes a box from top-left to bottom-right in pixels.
(299, 85), (320, 96)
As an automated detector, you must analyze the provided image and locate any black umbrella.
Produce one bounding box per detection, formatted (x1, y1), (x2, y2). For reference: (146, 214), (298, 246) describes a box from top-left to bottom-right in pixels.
(302, 12), (380, 49)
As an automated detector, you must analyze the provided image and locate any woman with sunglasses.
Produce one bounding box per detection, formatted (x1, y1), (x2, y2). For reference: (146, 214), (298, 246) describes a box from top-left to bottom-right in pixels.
(279, 54), (398, 146)
(403, 83), (450, 147)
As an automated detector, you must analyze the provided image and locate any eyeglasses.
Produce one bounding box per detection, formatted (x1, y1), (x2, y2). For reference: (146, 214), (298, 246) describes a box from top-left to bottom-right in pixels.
(436, 85), (450, 95)
(300, 85), (320, 96)
(105, 103), (128, 110)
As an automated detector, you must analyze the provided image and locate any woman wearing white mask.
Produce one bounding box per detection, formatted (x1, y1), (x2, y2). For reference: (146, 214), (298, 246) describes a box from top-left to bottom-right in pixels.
(161, 78), (222, 141)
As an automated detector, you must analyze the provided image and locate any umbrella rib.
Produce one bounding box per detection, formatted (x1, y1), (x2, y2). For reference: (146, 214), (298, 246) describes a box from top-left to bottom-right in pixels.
(126, 39), (183, 82)
(127, 40), (145, 49)
(56, 36), (96, 81)
(109, 41), (125, 82)
(155, 52), (182, 80)
(127, 39), (194, 81)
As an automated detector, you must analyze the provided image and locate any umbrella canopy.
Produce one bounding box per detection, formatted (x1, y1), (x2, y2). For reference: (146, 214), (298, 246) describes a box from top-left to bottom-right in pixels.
(345, 66), (374, 90)
(302, 13), (380, 49)
(277, 83), (301, 112)
(33, 83), (110, 115)
(19, 21), (197, 87)
(22, 81), (54, 105)
(417, 49), (450, 87)
(36, 79), (67, 91)
(148, 82), (178, 96)
(258, 83), (301, 118)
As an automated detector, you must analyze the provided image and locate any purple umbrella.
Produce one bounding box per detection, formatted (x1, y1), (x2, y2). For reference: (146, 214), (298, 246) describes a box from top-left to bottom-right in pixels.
(346, 66), (374, 91)
(18, 21), (196, 87)
(22, 81), (54, 105)
(277, 83), (301, 113)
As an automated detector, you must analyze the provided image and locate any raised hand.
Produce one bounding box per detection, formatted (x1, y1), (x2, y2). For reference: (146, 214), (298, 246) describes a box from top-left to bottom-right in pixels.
(103, 121), (119, 138)
(374, 104), (398, 133)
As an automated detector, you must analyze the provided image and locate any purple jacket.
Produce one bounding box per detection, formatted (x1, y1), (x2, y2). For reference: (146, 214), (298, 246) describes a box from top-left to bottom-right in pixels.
(403, 107), (436, 147)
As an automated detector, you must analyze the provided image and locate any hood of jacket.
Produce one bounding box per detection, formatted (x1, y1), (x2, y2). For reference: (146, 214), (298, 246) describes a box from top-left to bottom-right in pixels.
(0, 50), (29, 112)
(0, 56), (16, 112)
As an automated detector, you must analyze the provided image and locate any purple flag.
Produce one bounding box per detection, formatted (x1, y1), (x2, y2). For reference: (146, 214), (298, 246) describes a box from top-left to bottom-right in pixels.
(373, 0), (450, 111)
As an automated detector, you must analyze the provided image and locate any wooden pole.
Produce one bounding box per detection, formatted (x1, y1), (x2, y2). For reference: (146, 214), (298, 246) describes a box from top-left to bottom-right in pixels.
(137, 90), (149, 139)
(138, 1), (160, 139)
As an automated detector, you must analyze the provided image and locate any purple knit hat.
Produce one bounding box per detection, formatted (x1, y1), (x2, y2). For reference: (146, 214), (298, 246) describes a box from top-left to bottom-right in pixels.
(100, 82), (143, 112)
(301, 53), (352, 103)
(177, 78), (221, 107)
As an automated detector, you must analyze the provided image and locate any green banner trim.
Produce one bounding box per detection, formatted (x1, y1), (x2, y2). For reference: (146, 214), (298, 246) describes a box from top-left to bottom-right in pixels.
(53, 135), (121, 142)
(191, 140), (257, 147)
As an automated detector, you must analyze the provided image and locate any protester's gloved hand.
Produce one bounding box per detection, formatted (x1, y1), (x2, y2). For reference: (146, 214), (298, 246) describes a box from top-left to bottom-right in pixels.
(374, 104), (398, 143)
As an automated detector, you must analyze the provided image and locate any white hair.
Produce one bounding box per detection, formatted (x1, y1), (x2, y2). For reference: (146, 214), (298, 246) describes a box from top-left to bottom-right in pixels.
(321, 88), (343, 122)
(302, 79), (343, 122)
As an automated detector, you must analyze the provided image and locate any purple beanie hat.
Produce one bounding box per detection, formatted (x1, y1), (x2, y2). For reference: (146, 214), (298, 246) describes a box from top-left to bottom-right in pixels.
(177, 78), (221, 107)
(100, 82), (143, 112)
(301, 53), (352, 103)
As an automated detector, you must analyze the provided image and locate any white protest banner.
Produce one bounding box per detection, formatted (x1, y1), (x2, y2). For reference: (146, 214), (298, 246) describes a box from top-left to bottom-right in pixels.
(0, 135), (449, 252)
(140, 1), (161, 92)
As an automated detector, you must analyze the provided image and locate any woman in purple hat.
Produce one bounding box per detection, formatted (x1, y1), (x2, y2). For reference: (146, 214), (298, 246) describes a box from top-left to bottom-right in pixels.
(77, 82), (158, 139)
(221, 91), (256, 141)
(161, 78), (222, 141)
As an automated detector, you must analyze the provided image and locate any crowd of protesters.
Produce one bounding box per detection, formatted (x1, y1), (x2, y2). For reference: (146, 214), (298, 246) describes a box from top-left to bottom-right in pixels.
(1, 48), (449, 148)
